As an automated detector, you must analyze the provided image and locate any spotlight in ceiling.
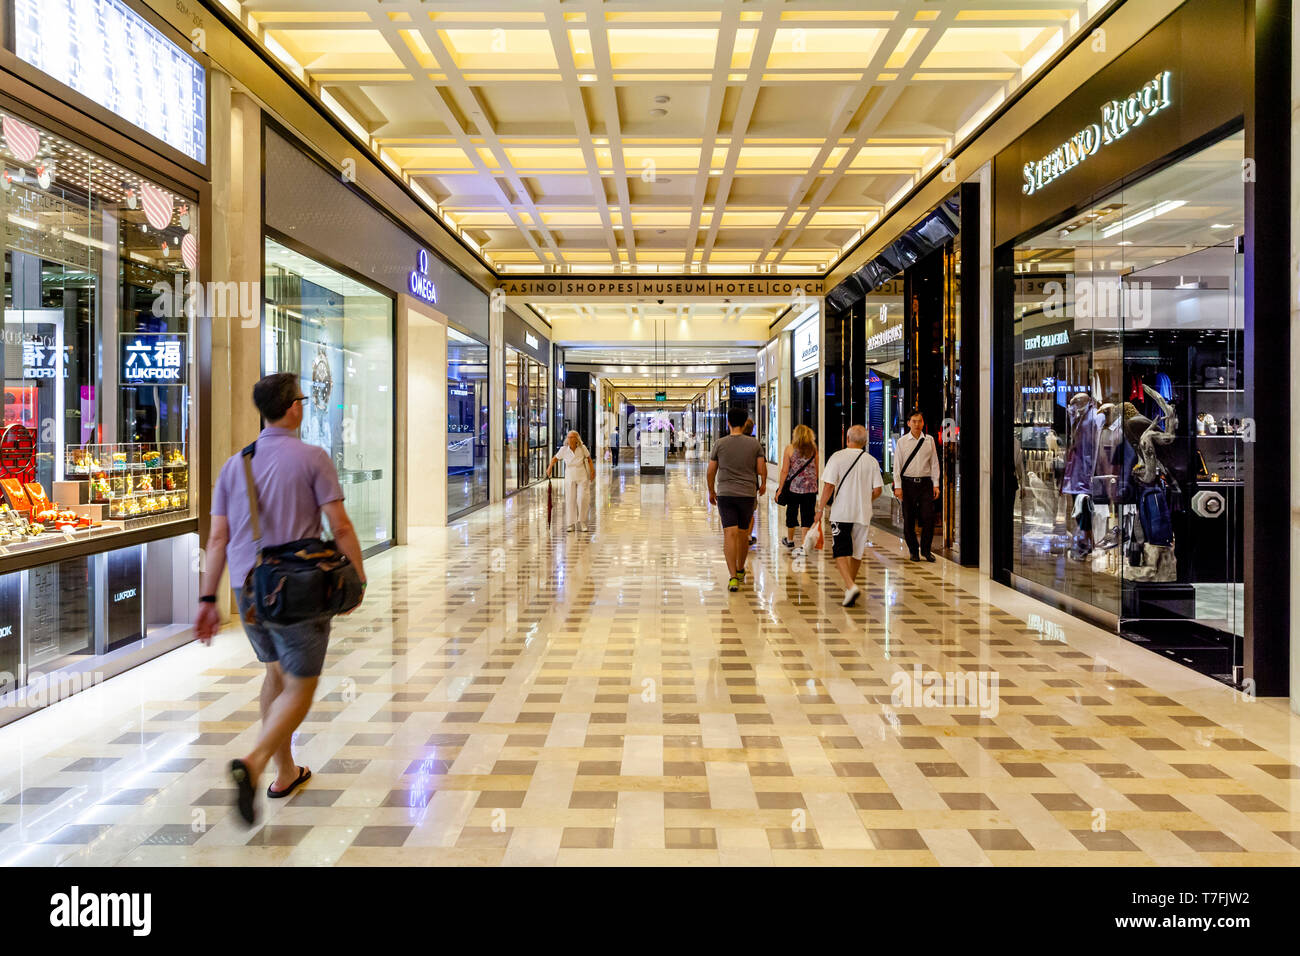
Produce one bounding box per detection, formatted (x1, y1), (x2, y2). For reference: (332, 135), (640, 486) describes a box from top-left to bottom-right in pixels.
(654, 95), (670, 104)
(650, 108), (667, 117)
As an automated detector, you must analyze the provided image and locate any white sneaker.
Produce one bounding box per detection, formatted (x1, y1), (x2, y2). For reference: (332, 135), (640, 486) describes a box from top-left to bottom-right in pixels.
(565, 524), (575, 532)
(792, 546), (805, 558)
(842, 586), (861, 607)
(579, 522), (588, 532)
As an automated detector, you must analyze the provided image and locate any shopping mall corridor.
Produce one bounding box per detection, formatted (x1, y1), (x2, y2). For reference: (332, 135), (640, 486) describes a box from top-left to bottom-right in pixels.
(0, 461), (1297, 867)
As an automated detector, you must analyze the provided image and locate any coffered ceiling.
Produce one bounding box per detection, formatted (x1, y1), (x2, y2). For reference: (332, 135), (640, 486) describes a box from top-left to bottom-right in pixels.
(230, 0), (1104, 276)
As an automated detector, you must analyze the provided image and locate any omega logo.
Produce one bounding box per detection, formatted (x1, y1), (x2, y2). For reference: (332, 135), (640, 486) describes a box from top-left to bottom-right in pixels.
(409, 249), (438, 304)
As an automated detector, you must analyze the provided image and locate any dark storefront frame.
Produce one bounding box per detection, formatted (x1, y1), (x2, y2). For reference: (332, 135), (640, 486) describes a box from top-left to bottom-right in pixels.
(0, 0), (210, 723)
(824, 188), (979, 565)
(989, 0), (1288, 695)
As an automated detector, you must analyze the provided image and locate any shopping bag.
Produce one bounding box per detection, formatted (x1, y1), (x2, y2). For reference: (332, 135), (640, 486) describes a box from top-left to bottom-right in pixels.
(547, 479), (553, 525)
(795, 522), (816, 554)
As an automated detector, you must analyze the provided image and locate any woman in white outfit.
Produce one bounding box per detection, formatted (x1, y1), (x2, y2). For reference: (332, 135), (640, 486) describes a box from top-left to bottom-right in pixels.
(545, 430), (595, 531)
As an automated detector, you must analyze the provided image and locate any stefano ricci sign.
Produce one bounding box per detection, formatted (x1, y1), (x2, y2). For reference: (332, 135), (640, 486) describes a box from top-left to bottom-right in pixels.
(1022, 71), (1173, 196)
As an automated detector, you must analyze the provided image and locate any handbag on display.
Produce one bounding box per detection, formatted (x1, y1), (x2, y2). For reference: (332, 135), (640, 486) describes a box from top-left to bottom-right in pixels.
(775, 453), (814, 507)
(1138, 481), (1174, 548)
(240, 441), (363, 625)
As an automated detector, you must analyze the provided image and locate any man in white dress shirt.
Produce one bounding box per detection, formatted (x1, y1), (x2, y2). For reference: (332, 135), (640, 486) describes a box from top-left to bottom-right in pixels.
(892, 411), (940, 562)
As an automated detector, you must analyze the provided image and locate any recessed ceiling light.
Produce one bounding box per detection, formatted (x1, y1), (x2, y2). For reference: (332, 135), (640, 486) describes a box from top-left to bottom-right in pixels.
(650, 108), (667, 117)
(654, 95), (670, 104)
(1211, 223), (1232, 229)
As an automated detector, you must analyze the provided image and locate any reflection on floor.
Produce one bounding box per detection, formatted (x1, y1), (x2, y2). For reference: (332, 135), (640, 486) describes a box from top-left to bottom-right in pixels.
(0, 462), (1295, 866)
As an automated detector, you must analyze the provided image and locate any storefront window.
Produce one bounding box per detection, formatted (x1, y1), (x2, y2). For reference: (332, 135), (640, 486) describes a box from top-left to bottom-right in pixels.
(448, 328), (488, 516)
(527, 357), (548, 483)
(504, 347), (520, 495)
(0, 106), (197, 556)
(1008, 132), (1244, 682)
(263, 238), (395, 552)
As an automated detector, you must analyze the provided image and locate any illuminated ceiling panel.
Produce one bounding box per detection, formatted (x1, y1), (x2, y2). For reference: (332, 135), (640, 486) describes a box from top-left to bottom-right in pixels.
(236, 0), (1102, 275)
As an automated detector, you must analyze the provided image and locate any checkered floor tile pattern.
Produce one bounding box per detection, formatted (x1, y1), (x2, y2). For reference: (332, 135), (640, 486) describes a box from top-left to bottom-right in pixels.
(0, 462), (1297, 866)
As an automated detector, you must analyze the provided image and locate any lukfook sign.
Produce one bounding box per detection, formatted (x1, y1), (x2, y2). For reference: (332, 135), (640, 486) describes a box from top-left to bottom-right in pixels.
(1022, 71), (1172, 196)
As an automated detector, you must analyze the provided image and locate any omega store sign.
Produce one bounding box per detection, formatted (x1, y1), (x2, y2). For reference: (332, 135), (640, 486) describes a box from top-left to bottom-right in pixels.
(994, 0), (1245, 246)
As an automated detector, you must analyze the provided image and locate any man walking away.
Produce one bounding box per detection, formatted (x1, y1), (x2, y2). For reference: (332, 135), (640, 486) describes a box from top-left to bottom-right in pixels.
(194, 372), (367, 826)
(707, 405), (766, 592)
(893, 410), (940, 562)
(816, 424), (883, 606)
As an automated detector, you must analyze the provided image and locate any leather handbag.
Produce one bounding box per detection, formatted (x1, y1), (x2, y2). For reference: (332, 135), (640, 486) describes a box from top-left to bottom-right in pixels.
(240, 442), (363, 625)
(775, 453), (813, 506)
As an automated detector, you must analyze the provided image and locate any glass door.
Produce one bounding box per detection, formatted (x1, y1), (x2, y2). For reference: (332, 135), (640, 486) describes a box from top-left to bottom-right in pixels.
(504, 347), (520, 495)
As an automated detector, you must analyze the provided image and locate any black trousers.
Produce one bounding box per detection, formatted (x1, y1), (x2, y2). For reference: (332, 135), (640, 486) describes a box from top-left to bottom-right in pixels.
(901, 477), (936, 556)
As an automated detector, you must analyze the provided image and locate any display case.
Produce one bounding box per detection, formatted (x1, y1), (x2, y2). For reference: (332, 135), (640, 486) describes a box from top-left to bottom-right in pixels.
(0, 103), (198, 565)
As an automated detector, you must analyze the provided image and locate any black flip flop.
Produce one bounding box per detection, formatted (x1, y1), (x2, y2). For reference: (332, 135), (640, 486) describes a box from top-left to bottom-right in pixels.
(267, 766), (311, 799)
(229, 758), (256, 826)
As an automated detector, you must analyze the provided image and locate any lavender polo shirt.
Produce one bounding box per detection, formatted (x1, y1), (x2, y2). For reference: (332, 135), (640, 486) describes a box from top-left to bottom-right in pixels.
(211, 426), (345, 586)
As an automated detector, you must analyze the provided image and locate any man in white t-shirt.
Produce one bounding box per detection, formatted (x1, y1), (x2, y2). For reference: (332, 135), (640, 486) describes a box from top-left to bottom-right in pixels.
(815, 424), (884, 606)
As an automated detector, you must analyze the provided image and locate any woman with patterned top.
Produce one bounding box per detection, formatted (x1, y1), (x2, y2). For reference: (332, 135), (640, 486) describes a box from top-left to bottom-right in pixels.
(777, 424), (819, 556)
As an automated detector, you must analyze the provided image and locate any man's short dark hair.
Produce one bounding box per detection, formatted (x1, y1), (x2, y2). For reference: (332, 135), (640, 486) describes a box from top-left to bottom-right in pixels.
(727, 405), (748, 429)
(908, 410), (925, 422)
(253, 372), (302, 422)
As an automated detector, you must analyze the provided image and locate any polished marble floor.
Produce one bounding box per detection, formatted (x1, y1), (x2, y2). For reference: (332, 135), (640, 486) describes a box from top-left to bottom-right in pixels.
(0, 462), (1297, 866)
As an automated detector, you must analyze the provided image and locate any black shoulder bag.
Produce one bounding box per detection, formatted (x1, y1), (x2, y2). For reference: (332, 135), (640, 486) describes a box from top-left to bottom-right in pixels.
(775, 452), (814, 507)
(827, 450), (867, 511)
(897, 435), (927, 482)
(240, 441), (364, 625)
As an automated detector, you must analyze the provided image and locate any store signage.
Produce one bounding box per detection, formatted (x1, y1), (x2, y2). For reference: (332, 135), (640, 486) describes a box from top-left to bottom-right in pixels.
(524, 331), (538, 350)
(793, 318), (820, 377)
(120, 333), (187, 385)
(21, 339), (65, 379)
(1022, 71), (1172, 196)
(497, 277), (825, 299)
(1024, 330), (1070, 351)
(409, 249), (438, 304)
(867, 324), (903, 352)
(113, 588), (137, 603)
(12, 0), (206, 164)
(732, 384), (756, 396)
(655, 392), (666, 402)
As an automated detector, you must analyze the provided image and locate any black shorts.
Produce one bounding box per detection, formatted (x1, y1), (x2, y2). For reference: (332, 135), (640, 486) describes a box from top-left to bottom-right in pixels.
(830, 520), (868, 559)
(717, 495), (757, 529)
(784, 492), (816, 529)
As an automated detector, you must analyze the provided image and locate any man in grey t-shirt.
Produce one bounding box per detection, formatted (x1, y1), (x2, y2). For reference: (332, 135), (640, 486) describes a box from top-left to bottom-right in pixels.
(707, 405), (766, 591)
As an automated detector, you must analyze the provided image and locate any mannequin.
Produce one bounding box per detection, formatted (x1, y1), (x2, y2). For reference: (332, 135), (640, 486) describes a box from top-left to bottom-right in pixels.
(1062, 392), (1103, 559)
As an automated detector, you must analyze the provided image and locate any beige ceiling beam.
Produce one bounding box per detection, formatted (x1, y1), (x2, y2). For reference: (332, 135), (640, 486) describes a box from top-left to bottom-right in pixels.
(543, 1), (621, 264)
(408, 21), (567, 264)
(753, 9), (924, 264)
(683, 0), (741, 270)
(772, 7), (959, 265)
(583, 0), (638, 269)
(365, 13), (551, 266)
(699, 0), (781, 268)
